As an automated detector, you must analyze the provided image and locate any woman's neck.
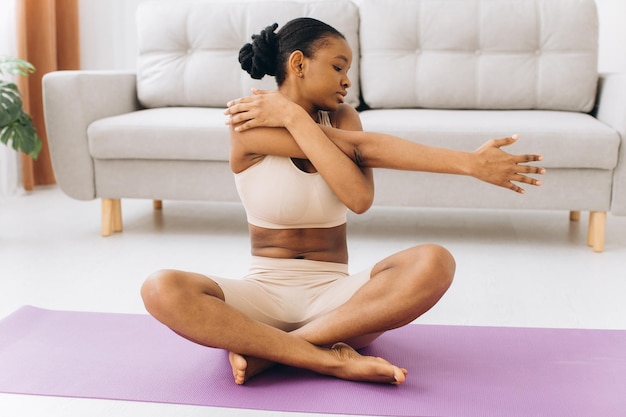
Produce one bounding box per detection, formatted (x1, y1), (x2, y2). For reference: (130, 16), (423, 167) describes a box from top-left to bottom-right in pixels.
(279, 86), (317, 120)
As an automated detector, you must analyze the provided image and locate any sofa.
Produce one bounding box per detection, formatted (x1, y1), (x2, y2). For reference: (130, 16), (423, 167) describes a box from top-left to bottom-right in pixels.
(42, 0), (626, 252)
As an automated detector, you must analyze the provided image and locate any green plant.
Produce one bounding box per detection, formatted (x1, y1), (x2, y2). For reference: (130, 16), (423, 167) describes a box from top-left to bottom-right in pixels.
(0, 56), (41, 159)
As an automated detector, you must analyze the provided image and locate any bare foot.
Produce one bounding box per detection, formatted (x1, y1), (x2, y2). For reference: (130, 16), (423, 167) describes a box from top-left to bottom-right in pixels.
(228, 351), (275, 385)
(228, 343), (407, 385)
(327, 342), (408, 384)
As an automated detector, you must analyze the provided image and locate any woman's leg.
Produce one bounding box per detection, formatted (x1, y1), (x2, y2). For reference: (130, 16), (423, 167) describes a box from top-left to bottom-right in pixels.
(140, 269), (407, 384)
(229, 244), (455, 381)
(291, 243), (455, 348)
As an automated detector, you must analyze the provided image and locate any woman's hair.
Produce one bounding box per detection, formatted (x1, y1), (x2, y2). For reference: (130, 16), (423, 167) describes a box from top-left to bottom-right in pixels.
(238, 17), (345, 86)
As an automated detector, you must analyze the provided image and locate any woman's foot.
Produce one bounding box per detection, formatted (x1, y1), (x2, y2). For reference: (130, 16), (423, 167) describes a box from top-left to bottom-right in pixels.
(328, 342), (407, 384)
(228, 351), (276, 385)
(228, 343), (407, 385)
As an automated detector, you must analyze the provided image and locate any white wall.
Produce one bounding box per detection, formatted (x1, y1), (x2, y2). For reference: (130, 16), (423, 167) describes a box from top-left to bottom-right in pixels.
(595, 0), (626, 72)
(78, 0), (146, 71)
(79, 0), (626, 73)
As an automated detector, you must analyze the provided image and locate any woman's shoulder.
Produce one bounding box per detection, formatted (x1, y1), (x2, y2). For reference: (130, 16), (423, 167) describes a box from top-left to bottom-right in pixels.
(330, 104), (362, 131)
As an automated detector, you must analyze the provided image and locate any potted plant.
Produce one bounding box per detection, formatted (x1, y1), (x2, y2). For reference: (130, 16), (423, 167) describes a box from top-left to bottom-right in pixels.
(0, 55), (41, 159)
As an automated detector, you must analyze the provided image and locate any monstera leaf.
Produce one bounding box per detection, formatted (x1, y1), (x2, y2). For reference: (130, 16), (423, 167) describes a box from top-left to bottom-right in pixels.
(0, 56), (41, 159)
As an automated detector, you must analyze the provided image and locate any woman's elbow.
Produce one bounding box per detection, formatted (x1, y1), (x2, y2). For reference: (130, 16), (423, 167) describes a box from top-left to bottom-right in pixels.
(348, 193), (374, 214)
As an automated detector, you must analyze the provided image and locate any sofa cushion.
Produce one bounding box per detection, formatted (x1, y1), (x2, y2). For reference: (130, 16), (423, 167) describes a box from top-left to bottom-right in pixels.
(137, 0), (361, 108)
(88, 107), (620, 172)
(87, 108), (230, 161)
(358, 109), (620, 170)
(358, 0), (598, 112)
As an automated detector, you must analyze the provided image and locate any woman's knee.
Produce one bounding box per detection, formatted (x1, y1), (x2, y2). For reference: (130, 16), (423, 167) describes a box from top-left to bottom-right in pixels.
(140, 269), (183, 314)
(424, 244), (456, 284)
(141, 269), (224, 313)
(404, 244), (456, 293)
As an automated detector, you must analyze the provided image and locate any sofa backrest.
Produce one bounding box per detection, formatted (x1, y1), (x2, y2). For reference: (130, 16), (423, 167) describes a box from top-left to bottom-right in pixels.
(136, 0), (360, 108)
(357, 0), (599, 112)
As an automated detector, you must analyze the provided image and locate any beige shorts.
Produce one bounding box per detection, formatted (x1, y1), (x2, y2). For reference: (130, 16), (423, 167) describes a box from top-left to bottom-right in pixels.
(212, 256), (373, 332)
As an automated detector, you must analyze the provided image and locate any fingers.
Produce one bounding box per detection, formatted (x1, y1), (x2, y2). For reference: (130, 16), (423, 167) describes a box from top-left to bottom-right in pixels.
(223, 102), (255, 131)
(498, 160), (545, 194)
(224, 99), (260, 127)
(493, 134), (544, 165)
(491, 134), (518, 148)
(231, 120), (256, 132)
(514, 173), (542, 186)
(233, 122), (251, 132)
(224, 109), (250, 127)
(224, 102), (241, 117)
(507, 182), (525, 194)
(516, 163), (546, 175)
(507, 162), (545, 190)
(224, 90), (277, 124)
(475, 134), (547, 194)
(515, 154), (543, 163)
(502, 169), (544, 194)
(225, 96), (252, 109)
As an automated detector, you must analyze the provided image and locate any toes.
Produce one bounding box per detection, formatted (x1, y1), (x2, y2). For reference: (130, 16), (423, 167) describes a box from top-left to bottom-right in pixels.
(228, 352), (248, 385)
(392, 367), (408, 384)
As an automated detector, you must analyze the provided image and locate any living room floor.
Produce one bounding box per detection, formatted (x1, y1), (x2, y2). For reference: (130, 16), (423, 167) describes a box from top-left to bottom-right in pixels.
(1, 185), (625, 417)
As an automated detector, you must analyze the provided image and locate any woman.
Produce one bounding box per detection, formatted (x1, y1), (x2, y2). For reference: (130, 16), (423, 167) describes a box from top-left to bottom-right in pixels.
(142, 18), (544, 386)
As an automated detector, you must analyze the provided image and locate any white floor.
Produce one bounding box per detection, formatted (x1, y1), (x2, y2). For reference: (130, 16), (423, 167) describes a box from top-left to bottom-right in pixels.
(1, 185), (626, 416)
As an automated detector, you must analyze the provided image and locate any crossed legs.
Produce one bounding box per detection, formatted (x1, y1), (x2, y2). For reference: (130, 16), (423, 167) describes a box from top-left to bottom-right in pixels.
(140, 243), (455, 384)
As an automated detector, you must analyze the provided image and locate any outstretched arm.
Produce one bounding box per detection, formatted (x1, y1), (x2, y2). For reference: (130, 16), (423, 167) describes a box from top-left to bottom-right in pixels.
(328, 128), (544, 194)
(226, 89), (545, 194)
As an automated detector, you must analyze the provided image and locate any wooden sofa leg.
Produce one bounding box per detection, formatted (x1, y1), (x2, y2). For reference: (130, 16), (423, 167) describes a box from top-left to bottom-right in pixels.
(587, 211), (606, 253)
(112, 199), (123, 232)
(153, 200), (163, 210)
(101, 198), (123, 236)
(569, 211), (580, 221)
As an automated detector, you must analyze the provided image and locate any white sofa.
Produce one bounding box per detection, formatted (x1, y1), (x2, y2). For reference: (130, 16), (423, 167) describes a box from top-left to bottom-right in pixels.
(43, 0), (626, 252)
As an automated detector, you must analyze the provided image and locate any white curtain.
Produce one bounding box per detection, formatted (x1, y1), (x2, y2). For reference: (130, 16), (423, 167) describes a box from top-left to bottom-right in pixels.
(0, 0), (23, 198)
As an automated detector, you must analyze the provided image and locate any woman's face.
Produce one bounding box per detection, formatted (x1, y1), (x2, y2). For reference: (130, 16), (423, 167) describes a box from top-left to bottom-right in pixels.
(300, 36), (353, 112)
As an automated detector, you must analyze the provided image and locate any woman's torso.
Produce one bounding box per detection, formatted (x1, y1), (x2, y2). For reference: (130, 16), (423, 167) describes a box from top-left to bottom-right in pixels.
(233, 111), (349, 264)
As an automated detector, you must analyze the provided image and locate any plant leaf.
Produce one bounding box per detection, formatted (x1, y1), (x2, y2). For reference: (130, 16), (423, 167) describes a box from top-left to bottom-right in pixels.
(0, 81), (23, 126)
(0, 110), (41, 159)
(0, 56), (36, 77)
(0, 56), (40, 158)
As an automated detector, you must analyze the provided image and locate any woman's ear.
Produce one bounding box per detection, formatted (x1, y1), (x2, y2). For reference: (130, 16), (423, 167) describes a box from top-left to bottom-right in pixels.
(288, 50), (305, 77)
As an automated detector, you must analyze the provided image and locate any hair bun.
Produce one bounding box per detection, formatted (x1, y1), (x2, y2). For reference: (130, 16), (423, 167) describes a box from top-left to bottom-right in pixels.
(239, 23), (279, 79)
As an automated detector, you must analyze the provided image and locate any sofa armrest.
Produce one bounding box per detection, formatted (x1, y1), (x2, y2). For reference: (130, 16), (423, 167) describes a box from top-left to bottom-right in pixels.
(593, 72), (626, 216)
(42, 71), (140, 200)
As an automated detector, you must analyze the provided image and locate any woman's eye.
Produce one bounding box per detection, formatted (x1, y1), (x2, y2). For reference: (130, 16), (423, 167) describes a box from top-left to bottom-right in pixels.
(334, 66), (342, 72)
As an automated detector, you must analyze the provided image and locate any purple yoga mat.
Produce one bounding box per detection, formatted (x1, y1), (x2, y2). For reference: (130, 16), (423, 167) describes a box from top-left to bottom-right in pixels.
(0, 306), (625, 416)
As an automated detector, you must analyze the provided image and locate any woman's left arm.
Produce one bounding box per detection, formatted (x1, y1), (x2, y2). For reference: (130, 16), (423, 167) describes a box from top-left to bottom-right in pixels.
(227, 90), (375, 213)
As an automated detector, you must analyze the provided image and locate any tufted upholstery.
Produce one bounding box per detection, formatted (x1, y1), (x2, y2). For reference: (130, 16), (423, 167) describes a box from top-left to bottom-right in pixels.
(358, 0), (598, 111)
(136, 0), (361, 108)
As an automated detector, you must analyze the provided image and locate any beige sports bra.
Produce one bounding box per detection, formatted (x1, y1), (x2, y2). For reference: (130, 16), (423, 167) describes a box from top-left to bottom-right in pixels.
(233, 111), (347, 229)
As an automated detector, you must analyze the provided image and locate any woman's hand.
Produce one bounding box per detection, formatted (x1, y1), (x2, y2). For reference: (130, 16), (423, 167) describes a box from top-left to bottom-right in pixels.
(471, 135), (545, 194)
(225, 89), (303, 131)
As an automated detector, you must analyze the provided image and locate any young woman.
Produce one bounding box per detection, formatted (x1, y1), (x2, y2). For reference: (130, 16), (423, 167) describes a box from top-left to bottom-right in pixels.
(142, 18), (544, 386)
